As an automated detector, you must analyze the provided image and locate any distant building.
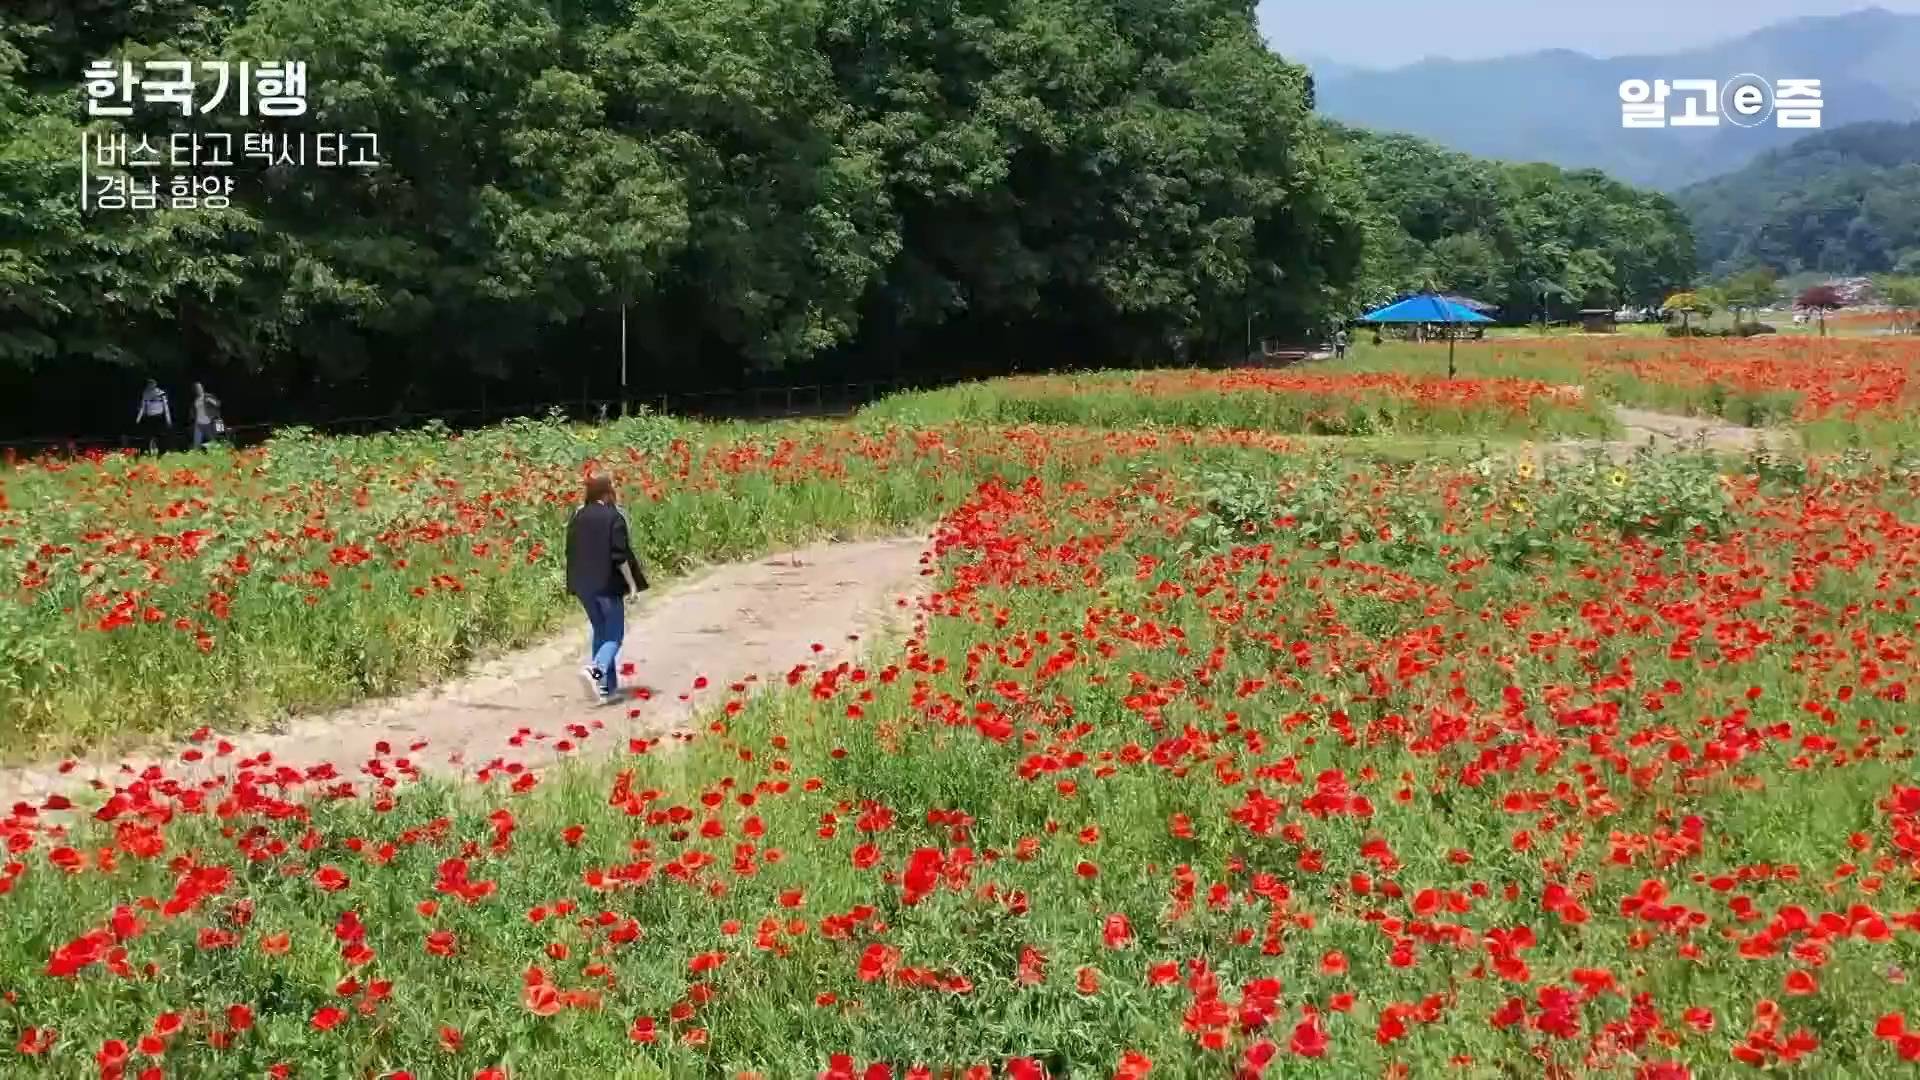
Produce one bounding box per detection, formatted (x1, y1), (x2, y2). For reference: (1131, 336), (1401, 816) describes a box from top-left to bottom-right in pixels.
(1827, 277), (1876, 305)
(1578, 309), (1617, 333)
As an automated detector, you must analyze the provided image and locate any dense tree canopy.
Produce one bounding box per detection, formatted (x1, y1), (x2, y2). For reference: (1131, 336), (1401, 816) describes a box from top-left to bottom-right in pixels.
(1331, 125), (1696, 320)
(1677, 121), (1920, 278)
(1, 3), (1695, 438)
(1, 0), (1378, 433)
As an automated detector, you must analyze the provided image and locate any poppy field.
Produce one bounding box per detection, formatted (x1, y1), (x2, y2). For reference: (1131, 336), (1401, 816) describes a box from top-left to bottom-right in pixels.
(1346, 337), (1920, 448)
(4, 353), (1920, 1077)
(862, 370), (1615, 439)
(0, 415), (1318, 754)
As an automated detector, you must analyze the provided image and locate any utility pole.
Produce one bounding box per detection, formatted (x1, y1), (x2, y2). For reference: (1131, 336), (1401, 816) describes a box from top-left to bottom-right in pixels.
(620, 298), (629, 418)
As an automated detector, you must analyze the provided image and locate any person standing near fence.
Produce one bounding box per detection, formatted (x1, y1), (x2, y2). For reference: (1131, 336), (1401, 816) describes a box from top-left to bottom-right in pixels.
(565, 473), (648, 705)
(190, 382), (225, 449)
(134, 379), (171, 454)
(1334, 328), (1349, 360)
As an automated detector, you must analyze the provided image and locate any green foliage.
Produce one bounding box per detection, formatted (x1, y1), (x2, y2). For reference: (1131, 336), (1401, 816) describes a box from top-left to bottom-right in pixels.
(0, 25), (266, 369)
(1467, 451), (1737, 567)
(1180, 464), (1287, 553)
(1874, 274), (1920, 333)
(1662, 322), (1778, 339)
(1178, 449), (1738, 573)
(1660, 290), (1710, 334)
(1718, 267), (1780, 324)
(861, 371), (1619, 440)
(1178, 456), (1443, 562)
(1678, 120), (1920, 277)
(0, 0), (1371, 396)
(1659, 290), (1704, 314)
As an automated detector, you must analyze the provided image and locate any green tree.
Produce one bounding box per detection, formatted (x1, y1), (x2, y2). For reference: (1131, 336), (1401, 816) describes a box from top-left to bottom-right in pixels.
(1428, 232), (1507, 303)
(1661, 290), (1713, 335)
(0, 27), (269, 373)
(1876, 275), (1920, 333)
(1719, 267), (1780, 327)
(2, 0), (1700, 437)
(1562, 248), (1617, 309)
(1678, 122), (1920, 277)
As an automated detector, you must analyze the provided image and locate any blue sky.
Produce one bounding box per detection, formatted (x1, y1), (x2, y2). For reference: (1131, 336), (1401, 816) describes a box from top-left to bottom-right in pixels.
(1256, 0), (1920, 67)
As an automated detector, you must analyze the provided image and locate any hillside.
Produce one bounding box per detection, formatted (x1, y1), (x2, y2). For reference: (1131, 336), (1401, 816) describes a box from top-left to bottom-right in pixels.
(1307, 7), (1920, 191)
(1331, 124), (1696, 317)
(1676, 120), (1920, 276)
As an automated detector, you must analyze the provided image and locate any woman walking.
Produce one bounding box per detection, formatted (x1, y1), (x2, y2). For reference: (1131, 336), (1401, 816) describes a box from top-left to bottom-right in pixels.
(190, 382), (225, 449)
(564, 473), (648, 705)
(134, 379), (171, 454)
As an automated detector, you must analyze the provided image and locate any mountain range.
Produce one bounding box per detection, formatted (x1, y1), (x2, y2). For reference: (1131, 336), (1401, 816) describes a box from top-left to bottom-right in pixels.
(1301, 7), (1920, 191)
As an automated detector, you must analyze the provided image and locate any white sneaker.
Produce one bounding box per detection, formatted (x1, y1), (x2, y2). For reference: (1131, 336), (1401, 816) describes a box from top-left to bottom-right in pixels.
(578, 666), (604, 703)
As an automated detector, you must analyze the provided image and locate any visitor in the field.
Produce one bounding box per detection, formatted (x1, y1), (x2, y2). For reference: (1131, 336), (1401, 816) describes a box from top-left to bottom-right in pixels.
(1334, 328), (1349, 359)
(190, 382), (225, 450)
(565, 472), (648, 705)
(134, 379), (171, 454)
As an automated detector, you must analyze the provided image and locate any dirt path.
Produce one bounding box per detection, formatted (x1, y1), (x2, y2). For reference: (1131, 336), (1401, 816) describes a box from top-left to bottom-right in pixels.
(1, 535), (931, 809)
(1539, 405), (1788, 465)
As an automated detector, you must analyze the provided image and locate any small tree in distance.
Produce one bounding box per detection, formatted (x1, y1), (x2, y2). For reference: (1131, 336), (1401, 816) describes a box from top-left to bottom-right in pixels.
(1661, 290), (1712, 336)
(1795, 284), (1847, 337)
(1719, 268), (1778, 328)
(1877, 276), (1920, 334)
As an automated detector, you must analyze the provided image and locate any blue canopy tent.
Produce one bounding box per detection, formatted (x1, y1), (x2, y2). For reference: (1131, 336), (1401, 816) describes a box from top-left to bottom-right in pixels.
(1357, 293), (1493, 379)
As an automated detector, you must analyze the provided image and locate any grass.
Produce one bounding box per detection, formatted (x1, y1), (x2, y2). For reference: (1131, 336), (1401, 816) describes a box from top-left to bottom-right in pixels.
(860, 369), (1617, 440)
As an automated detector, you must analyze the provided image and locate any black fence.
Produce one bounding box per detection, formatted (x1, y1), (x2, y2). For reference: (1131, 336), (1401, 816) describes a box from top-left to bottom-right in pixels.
(0, 378), (936, 461)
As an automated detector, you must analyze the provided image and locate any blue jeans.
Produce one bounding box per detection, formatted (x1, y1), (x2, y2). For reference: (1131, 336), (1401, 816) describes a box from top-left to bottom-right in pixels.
(581, 593), (623, 696)
(192, 423), (218, 449)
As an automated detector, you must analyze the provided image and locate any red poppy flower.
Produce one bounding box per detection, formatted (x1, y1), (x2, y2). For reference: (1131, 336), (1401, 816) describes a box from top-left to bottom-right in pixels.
(1289, 1012), (1329, 1058)
(16, 1027), (54, 1056)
